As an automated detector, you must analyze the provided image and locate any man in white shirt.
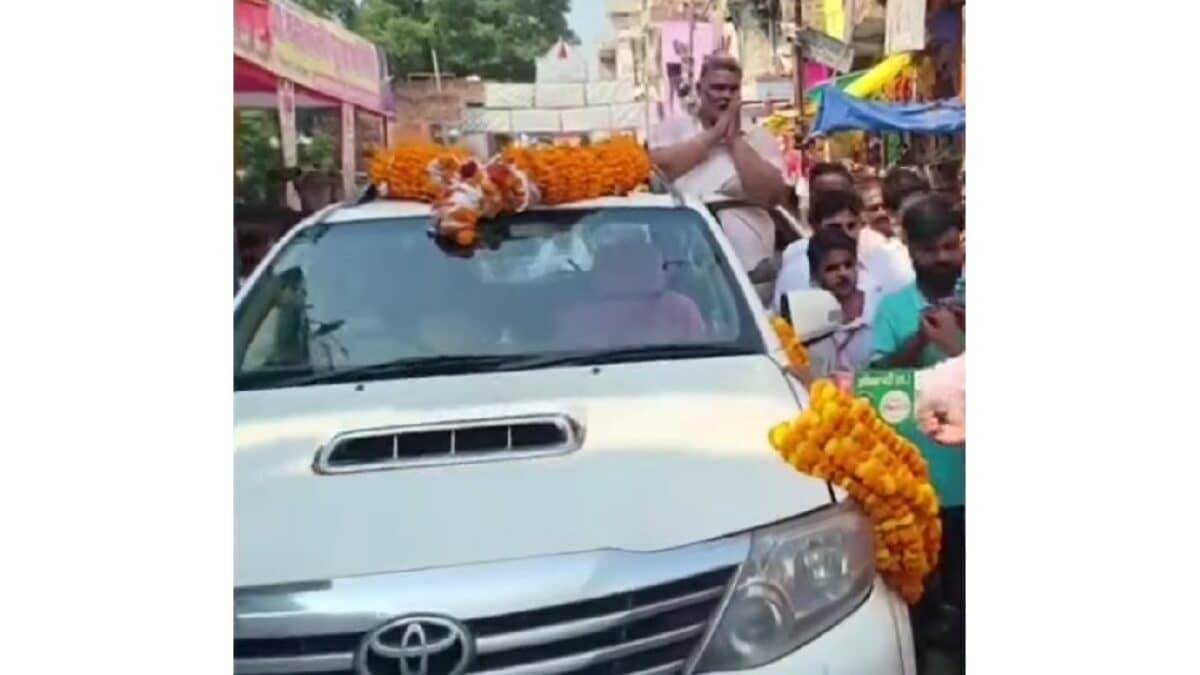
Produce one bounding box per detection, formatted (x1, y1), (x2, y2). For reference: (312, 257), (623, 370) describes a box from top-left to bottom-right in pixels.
(648, 55), (789, 274)
(859, 172), (924, 291)
(857, 176), (894, 259)
(773, 189), (897, 313)
(801, 227), (883, 376)
(797, 161), (854, 230)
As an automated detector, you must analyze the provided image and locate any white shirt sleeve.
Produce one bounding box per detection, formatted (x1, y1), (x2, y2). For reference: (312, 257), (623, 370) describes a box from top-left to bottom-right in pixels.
(648, 116), (693, 150)
(862, 242), (916, 294)
(772, 239), (812, 313)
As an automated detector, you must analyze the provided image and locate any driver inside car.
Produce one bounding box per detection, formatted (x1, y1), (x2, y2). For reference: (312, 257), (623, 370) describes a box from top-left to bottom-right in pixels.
(556, 238), (707, 350)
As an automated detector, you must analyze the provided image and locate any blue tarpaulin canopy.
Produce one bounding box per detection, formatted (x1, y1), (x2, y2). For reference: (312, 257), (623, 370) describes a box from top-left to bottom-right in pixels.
(812, 86), (965, 135)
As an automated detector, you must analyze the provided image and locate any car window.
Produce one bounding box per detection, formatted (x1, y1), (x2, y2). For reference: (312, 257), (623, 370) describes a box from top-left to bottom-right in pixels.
(234, 207), (764, 389)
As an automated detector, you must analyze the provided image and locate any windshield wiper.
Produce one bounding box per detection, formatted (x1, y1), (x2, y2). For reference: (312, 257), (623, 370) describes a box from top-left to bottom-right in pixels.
(238, 345), (759, 390)
(253, 354), (519, 389)
(493, 344), (757, 371)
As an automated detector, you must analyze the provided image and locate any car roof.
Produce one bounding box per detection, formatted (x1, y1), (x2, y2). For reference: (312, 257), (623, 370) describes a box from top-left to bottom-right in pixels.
(320, 192), (693, 225)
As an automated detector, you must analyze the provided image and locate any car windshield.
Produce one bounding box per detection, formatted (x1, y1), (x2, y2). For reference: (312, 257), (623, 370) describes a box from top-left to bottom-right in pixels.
(234, 206), (763, 390)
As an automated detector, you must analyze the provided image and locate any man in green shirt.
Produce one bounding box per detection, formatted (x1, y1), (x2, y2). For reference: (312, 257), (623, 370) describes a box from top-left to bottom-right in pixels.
(869, 193), (965, 672)
(870, 193), (965, 500)
(871, 194), (965, 369)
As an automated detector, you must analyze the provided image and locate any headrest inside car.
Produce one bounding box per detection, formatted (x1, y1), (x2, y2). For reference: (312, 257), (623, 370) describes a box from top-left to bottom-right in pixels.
(592, 239), (666, 298)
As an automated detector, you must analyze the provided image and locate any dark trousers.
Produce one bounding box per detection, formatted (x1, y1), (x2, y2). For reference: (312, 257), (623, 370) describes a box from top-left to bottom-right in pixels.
(912, 506), (965, 673)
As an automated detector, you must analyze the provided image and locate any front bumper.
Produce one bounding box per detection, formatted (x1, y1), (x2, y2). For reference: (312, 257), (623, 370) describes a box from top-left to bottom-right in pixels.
(706, 578), (916, 675)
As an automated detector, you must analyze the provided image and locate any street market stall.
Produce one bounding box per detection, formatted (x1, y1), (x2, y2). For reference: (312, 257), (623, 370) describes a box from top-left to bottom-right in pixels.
(809, 85), (964, 182)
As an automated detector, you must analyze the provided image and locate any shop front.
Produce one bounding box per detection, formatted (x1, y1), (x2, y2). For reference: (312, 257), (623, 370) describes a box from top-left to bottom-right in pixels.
(234, 0), (394, 283)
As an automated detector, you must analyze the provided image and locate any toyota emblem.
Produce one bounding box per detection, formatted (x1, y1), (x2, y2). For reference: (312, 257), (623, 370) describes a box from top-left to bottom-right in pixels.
(356, 614), (474, 675)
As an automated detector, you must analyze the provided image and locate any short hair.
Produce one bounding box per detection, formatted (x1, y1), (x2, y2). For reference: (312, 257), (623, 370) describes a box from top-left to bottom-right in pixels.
(807, 228), (858, 277)
(857, 176), (882, 193)
(882, 167), (931, 212)
(810, 161), (854, 187)
(699, 54), (742, 81)
(902, 193), (963, 245)
(810, 188), (863, 225)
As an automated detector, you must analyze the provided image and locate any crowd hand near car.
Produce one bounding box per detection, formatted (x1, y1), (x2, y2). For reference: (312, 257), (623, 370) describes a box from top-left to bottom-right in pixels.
(917, 353), (965, 448)
(874, 302), (963, 370)
(923, 302), (965, 356)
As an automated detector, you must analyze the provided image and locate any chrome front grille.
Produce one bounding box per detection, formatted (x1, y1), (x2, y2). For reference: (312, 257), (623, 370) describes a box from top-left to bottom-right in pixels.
(234, 562), (739, 675)
(315, 414), (583, 474)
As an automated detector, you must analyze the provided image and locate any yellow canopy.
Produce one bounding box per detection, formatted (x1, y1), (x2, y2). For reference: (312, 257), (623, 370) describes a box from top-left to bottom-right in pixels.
(844, 53), (913, 98)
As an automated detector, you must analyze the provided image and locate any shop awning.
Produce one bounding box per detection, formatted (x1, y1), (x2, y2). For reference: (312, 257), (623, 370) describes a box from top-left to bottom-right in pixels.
(812, 86), (965, 135)
(234, 0), (393, 115)
(234, 57), (342, 109)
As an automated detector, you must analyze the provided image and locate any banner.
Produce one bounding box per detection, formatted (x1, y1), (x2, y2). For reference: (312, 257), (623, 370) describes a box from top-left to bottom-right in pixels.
(658, 20), (720, 119)
(535, 83), (586, 109)
(235, 0), (390, 114)
(885, 0), (927, 55)
(561, 107), (612, 133)
(234, 0), (271, 63)
(510, 109), (561, 133)
(484, 83), (535, 108)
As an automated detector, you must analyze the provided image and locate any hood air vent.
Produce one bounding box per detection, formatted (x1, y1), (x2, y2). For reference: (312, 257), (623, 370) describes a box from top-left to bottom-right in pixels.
(315, 414), (583, 474)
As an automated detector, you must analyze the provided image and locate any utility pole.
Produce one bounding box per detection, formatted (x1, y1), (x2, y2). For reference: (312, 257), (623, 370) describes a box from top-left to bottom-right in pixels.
(431, 47), (443, 93)
(793, 0), (805, 128)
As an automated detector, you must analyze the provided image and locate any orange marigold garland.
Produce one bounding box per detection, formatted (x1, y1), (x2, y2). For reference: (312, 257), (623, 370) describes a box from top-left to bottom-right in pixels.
(768, 379), (942, 603)
(366, 137), (653, 247)
(503, 136), (651, 204)
(771, 316), (810, 371)
(367, 142), (470, 202)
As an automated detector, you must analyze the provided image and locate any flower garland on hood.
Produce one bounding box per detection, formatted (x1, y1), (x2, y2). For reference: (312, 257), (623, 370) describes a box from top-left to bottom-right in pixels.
(366, 136), (652, 247)
(769, 379), (943, 603)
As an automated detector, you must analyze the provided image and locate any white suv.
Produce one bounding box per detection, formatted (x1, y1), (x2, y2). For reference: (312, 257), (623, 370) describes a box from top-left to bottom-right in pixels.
(233, 193), (916, 675)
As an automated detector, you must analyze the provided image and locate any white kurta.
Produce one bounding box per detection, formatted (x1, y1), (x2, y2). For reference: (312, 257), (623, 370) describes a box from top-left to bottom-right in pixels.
(648, 115), (786, 271)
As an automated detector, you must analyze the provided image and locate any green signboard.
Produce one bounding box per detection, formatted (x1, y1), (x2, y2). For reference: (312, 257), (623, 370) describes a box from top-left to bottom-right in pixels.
(854, 370), (917, 428)
(856, 369), (964, 506)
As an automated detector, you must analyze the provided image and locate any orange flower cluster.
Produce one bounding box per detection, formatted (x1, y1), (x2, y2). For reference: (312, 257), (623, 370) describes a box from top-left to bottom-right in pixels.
(365, 137), (651, 247)
(483, 161), (532, 214)
(768, 379), (942, 604)
(771, 317), (810, 371)
(591, 136), (654, 196)
(424, 156), (538, 247)
(502, 137), (651, 205)
(367, 142), (470, 202)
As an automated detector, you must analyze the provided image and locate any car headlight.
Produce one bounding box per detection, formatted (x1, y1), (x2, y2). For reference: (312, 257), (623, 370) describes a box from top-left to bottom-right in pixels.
(693, 501), (875, 671)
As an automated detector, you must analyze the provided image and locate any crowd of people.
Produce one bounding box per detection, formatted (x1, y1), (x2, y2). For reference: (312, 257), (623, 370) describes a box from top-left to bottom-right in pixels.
(649, 53), (966, 674)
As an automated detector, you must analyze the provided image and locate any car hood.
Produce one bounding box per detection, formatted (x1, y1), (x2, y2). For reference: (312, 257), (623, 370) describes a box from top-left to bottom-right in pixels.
(234, 355), (827, 587)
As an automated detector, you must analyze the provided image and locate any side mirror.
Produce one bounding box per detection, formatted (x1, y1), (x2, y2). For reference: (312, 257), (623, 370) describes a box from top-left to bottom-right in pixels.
(780, 289), (843, 342)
